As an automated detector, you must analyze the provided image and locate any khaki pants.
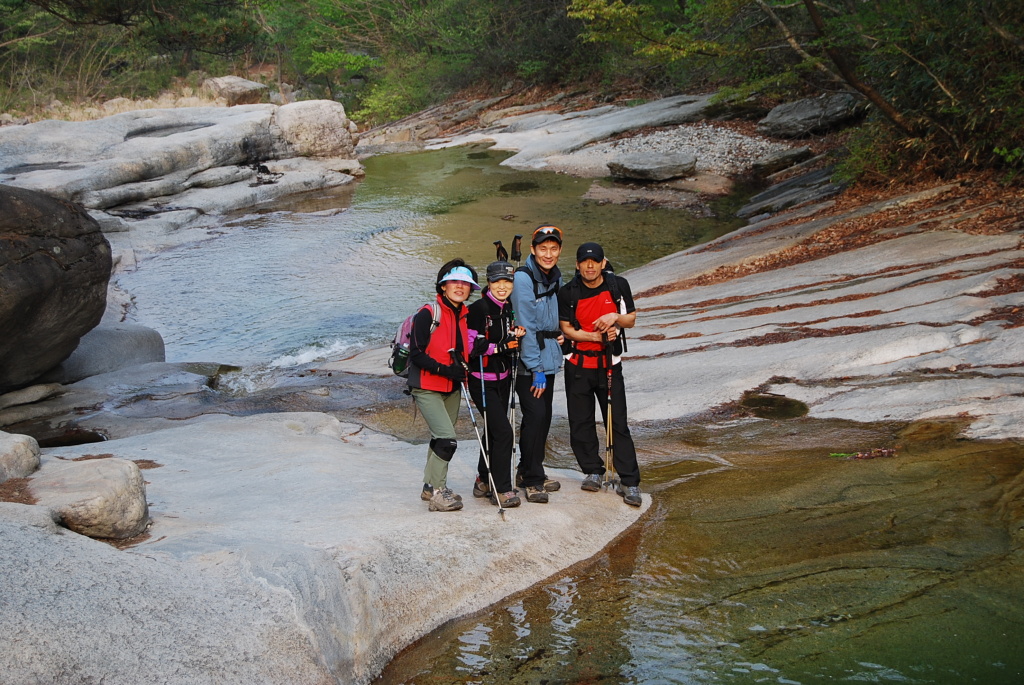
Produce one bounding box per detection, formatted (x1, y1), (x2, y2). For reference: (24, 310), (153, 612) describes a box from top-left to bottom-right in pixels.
(411, 387), (462, 489)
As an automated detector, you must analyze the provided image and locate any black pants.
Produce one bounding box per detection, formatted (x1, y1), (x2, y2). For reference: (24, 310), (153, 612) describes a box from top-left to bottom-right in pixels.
(563, 361), (640, 487)
(468, 375), (514, 493)
(514, 369), (555, 489)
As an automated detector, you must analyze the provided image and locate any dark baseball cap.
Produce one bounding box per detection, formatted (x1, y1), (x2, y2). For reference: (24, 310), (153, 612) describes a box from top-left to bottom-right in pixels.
(576, 242), (605, 263)
(486, 260), (515, 282)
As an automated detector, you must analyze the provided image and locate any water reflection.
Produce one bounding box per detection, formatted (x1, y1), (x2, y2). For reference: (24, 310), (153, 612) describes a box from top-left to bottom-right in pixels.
(377, 420), (1024, 684)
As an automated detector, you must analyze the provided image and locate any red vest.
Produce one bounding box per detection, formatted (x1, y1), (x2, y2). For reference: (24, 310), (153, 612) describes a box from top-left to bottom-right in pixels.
(414, 295), (470, 392)
(570, 288), (617, 369)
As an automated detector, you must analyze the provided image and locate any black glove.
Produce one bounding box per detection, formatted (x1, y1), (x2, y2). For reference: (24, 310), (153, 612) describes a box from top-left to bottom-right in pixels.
(437, 363), (467, 381)
(495, 338), (519, 355)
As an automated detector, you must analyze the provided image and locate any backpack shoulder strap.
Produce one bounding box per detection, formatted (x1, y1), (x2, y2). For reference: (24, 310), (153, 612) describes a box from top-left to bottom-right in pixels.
(428, 302), (441, 332)
(564, 275), (582, 330)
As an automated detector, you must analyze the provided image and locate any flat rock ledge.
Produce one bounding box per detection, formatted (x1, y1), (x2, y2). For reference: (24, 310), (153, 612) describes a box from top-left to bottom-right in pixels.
(0, 412), (647, 684)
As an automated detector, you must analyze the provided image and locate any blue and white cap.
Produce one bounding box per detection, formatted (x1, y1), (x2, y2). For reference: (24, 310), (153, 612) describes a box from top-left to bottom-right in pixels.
(438, 265), (481, 290)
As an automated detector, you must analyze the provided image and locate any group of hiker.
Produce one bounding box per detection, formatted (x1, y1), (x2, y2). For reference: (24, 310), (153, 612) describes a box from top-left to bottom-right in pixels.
(404, 224), (643, 513)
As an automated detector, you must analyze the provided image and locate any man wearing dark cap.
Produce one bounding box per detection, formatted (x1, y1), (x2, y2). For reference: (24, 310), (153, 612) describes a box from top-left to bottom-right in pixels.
(558, 242), (642, 506)
(510, 225), (566, 503)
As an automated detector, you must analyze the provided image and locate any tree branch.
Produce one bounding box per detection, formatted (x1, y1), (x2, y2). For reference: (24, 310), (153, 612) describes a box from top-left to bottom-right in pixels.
(752, 0), (847, 87)
(799, 0), (918, 136)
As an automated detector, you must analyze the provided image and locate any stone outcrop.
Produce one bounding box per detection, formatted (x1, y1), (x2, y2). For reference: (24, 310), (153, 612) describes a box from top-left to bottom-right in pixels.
(29, 455), (149, 538)
(0, 185), (111, 393)
(607, 152), (697, 181)
(201, 75), (268, 106)
(0, 431), (39, 483)
(0, 101), (361, 236)
(736, 166), (845, 219)
(37, 323), (165, 386)
(757, 92), (868, 138)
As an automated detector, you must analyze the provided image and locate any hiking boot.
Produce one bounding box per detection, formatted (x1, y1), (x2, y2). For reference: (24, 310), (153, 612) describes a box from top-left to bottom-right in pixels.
(581, 473), (602, 492)
(492, 490), (521, 508)
(428, 487), (464, 512)
(422, 484), (463, 502)
(616, 484), (642, 507)
(525, 485), (549, 504)
(472, 476), (491, 498)
(516, 472), (561, 492)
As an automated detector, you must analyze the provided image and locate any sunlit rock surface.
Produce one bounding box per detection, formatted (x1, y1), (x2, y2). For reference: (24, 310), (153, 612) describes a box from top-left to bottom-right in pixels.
(0, 413), (647, 683)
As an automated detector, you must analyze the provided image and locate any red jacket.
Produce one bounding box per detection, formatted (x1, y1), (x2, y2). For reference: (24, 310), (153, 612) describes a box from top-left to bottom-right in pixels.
(408, 295), (470, 392)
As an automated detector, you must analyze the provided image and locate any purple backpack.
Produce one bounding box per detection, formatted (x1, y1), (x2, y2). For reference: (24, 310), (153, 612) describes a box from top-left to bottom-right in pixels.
(388, 302), (441, 377)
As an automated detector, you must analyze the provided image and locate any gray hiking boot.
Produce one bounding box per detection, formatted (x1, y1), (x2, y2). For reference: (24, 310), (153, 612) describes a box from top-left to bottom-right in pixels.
(516, 472), (561, 492)
(473, 476), (491, 498)
(524, 485), (549, 503)
(616, 484), (642, 507)
(492, 490), (521, 508)
(428, 487), (464, 512)
(581, 473), (602, 492)
(422, 484), (463, 502)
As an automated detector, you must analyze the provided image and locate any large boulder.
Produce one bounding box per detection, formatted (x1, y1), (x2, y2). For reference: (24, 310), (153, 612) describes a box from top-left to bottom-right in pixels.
(275, 100), (356, 158)
(757, 93), (868, 138)
(0, 185), (111, 393)
(30, 456), (149, 539)
(0, 431), (39, 484)
(201, 75), (268, 106)
(37, 323), (165, 385)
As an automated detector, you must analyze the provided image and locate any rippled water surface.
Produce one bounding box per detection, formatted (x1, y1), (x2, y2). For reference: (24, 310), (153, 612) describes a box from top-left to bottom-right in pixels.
(377, 420), (1024, 684)
(116, 146), (746, 367)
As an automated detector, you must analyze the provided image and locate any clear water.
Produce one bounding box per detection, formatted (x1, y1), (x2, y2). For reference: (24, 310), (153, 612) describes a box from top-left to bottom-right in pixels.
(377, 420), (1024, 684)
(115, 146), (746, 368)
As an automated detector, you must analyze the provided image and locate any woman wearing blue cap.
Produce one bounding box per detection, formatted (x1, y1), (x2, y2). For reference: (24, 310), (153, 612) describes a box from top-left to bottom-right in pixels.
(408, 258), (480, 512)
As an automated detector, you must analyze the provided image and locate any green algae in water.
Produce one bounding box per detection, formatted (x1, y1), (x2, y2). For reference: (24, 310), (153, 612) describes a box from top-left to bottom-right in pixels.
(377, 420), (1024, 683)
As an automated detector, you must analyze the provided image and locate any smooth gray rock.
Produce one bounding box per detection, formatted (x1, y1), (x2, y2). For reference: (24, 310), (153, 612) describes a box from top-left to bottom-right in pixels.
(0, 185), (111, 393)
(737, 167), (843, 218)
(30, 455), (149, 538)
(0, 412), (646, 683)
(0, 384), (63, 411)
(757, 93), (868, 138)
(0, 102), (359, 236)
(0, 501), (333, 684)
(38, 323), (165, 385)
(202, 75), (268, 106)
(0, 431), (40, 483)
(607, 152), (697, 181)
(276, 100), (356, 158)
(750, 145), (813, 176)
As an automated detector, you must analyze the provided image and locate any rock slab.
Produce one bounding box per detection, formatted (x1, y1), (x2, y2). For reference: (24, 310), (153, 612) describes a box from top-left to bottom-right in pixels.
(607, 152), (697, 181)
(0, 185), (111, 393)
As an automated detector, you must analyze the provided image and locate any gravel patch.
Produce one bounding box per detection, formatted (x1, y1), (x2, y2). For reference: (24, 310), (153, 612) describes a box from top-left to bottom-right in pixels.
(547, 122), (796, 177)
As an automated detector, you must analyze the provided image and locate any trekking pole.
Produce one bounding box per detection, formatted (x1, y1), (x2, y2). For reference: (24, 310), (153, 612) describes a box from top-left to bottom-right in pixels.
(479, 354), (491, 490)
(508, 347), (519, 489)
(510, 234), (522, 266)
(602, 333), (618, 491)
(451, 350), (505, 518)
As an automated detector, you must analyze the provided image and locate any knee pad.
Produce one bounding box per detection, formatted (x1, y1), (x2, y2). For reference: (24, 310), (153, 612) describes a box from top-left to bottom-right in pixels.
(430, 437), (458, 462)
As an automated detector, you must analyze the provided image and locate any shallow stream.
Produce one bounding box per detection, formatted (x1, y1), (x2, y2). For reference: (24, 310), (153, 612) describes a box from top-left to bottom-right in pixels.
(116, 147), (745, 368)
